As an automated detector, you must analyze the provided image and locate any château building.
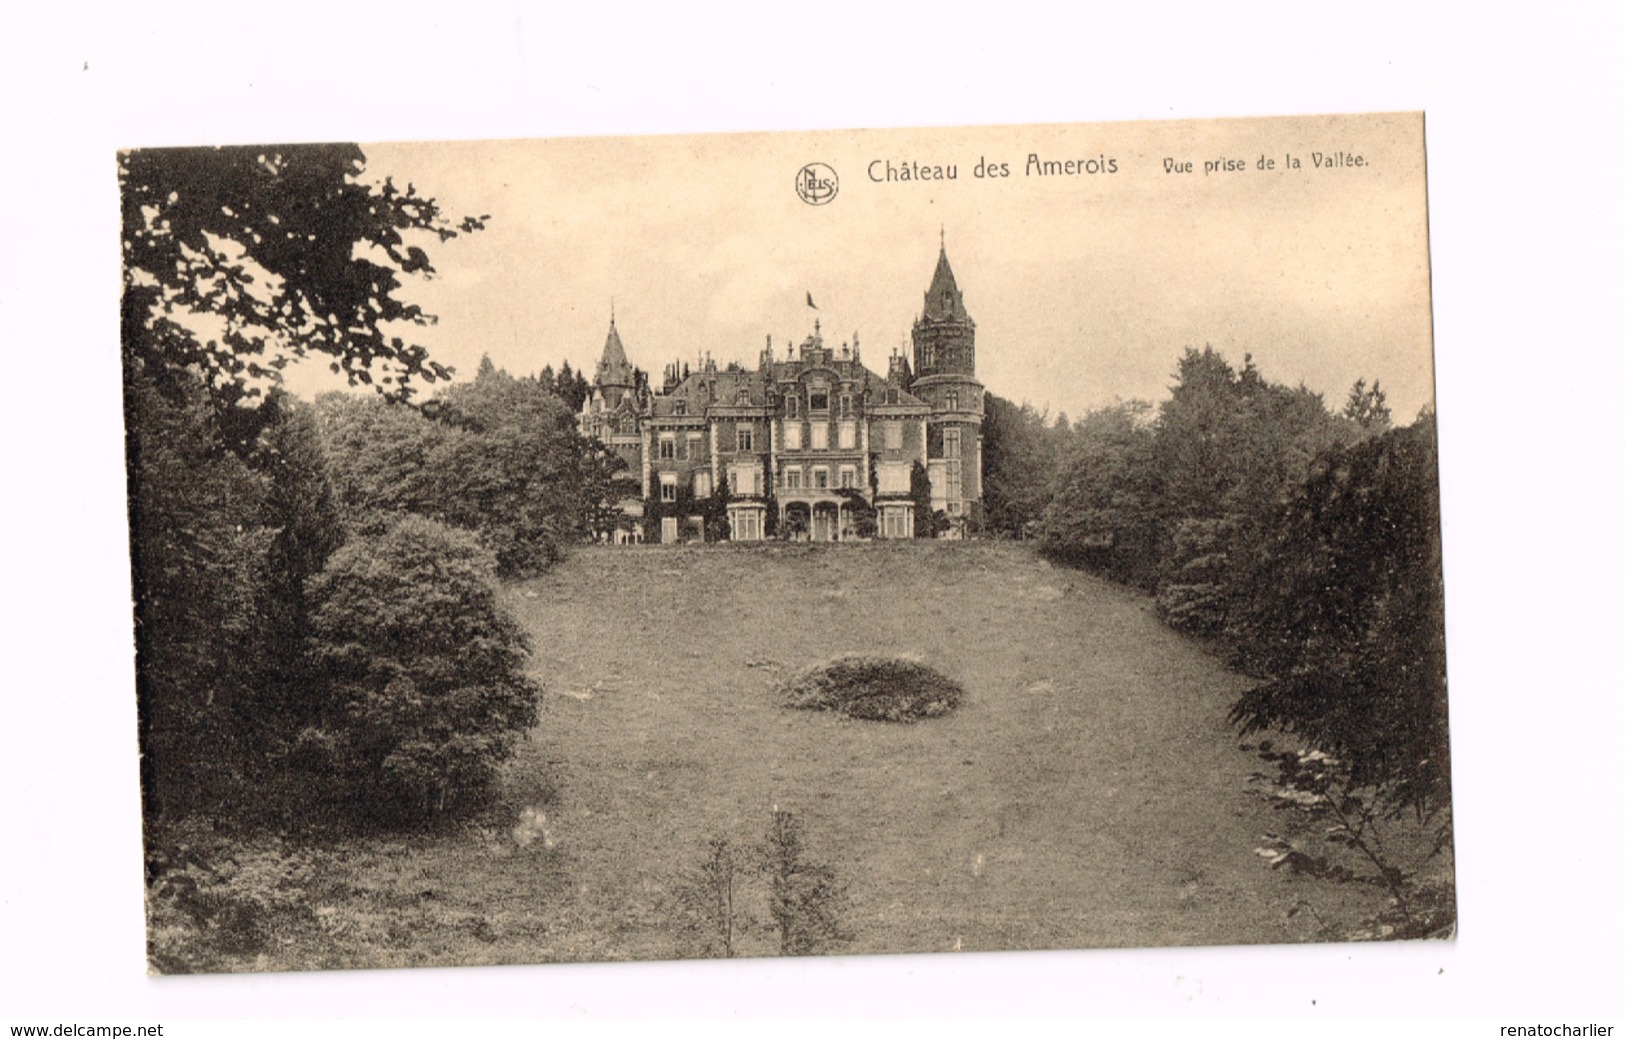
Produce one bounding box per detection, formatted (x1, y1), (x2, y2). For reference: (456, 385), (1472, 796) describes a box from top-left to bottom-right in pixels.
(579, 243), (984, 542)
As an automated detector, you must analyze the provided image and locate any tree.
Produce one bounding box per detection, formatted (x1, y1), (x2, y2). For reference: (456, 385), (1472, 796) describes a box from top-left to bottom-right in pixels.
(433, 361), (616, 572)
(981, 393), (1060, 536)
(316, 361), (623, 575)
(836, 489), (877, 539)
(314, 392), (454, 533)
(121, 144), (485, 420)
(758, 810), (851, 956)
(304, 515), (542, 822)
(1038, 400), (1159, 585)
(126, 374), (274, 818)
(1227, 417), (1449, 817)
(909, 460), (937, 538)
(672, 836), (748, 958)
(705, 473), (733, 542)
(763, 457), (780, 538)
(1343, 378), (1393, 434)
(1147, 348), (1342, 630)
(122, 145), (482, 822)
(245, 392), (348, 746)
(1225, 417), (1451, 936)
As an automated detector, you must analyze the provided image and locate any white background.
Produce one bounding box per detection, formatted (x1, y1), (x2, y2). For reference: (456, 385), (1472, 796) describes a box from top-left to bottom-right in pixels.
(1, 1), (1620, 1025)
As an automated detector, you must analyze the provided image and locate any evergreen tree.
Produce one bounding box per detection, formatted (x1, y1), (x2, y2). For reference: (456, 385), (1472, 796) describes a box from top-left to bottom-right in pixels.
(909, 460), (936, 538)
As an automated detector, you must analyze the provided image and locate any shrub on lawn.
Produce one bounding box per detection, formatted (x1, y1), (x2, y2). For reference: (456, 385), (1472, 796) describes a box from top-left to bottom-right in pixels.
(305, 514), (543, 823)
(779, 655), (963, 722)
(144, 822), (327, 973)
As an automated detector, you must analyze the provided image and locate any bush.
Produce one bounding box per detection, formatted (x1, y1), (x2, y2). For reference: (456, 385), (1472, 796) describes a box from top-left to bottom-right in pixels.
(1155, 516), (1243, 634)
(144, 821), (327, 973)
(779, 655), (963, 722)
(669, 810), (851, 959)
(306, 515), (543, 823)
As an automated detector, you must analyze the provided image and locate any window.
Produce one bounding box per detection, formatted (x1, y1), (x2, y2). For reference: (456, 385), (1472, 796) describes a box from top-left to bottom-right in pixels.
(946, 389), (959, 411)
(813, 467), (829, 490)
(732, 509), (762, 541)
(784, 422), (803, 451)
(659, 436), (676, 460)
(809, 391), (829, 412)
(838, 420), (856, 450)
(885, 421), (903, 450)
(885, 387), (899, 405)
(687, 433), (703, 460)
(736, 425), (754, 452)
(660, 474), (678, 502)
(946, 460), (962, 499)
(810, 423), (828, 450)
(674, 399), (686, 416)
(694, 471), (712, 498)
(785, 467), (803, 490)
(737, 387), (751, 405)
(787, 395), (799, 418)
(840, 394), (852, 417)
(839, 466), (856, 490)
(944, 427), (961, 458)
(883, 507), (912, 539)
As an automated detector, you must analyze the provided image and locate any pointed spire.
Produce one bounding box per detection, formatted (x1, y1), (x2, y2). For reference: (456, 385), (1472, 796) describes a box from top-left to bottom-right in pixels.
(595, 307), (635, 390)
(923, 236), (969, 322)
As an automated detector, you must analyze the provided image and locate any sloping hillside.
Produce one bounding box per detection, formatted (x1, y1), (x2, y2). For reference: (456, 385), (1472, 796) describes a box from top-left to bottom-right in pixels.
(230, 541), (1399, 971)
(490, 541), (1390, 960)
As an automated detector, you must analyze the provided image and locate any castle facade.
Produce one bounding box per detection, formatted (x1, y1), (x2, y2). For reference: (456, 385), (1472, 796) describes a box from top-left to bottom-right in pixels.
(580, 243), (984, 543)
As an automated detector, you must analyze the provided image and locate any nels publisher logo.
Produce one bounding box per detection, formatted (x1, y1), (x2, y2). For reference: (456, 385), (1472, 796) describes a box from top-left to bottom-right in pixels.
(795, 163), (838, 206)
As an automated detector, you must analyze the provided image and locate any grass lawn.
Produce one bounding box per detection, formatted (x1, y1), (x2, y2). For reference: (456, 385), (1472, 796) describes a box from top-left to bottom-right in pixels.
(223, 540), (1413, 971)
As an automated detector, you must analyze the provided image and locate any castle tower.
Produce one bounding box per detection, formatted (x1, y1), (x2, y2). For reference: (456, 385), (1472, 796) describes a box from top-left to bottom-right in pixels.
(594, 313), (637, 408)
(910, 238), (984, 527)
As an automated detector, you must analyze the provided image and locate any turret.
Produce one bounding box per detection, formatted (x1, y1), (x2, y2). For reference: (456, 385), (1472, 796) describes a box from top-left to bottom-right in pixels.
(909, 236), (984, 528)
(594, 314), (637, 407)
(912, 239), (976, 379)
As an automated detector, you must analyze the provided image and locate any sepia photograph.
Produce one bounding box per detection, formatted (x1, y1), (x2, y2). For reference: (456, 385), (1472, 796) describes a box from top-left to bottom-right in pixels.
(121, 112), (1452, 974)
(9, 4), (1625, 1030)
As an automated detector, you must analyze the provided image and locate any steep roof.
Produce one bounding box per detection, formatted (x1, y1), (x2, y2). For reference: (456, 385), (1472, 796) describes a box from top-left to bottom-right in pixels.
(646, 353), (928, 417)
(595, 318), (636, 388)
(921, 245), (971, 323)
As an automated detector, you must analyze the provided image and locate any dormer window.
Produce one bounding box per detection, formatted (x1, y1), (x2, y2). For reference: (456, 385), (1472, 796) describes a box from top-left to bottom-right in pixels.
(736, 387), (751, 405)
(674, 399), (687, 416)
(809, 391), (829, 413)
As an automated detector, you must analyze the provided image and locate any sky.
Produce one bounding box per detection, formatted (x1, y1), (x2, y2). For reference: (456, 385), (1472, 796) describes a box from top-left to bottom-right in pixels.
(284, 112), (1435, 423)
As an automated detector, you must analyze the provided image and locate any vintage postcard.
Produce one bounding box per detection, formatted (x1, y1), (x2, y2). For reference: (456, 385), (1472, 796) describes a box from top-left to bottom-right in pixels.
(121, 111), (1450, 973)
